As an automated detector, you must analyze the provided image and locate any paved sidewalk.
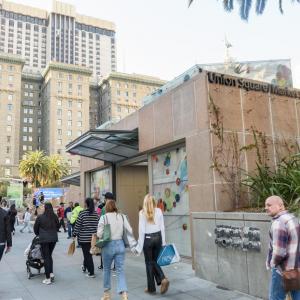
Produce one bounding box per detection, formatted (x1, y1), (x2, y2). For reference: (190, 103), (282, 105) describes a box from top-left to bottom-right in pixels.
(0, 223), (261, 300)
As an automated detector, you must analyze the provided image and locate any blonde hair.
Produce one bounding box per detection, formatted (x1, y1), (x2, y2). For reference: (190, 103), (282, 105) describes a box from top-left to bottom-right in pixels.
(142, 194), (156, 224)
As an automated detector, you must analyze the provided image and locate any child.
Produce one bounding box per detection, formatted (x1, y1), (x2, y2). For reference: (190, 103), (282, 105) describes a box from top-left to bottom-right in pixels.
(20, 207), (33, 233)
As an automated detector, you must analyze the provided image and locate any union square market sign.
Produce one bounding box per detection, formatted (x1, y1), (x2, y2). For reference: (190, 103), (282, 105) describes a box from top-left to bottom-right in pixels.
(207, 71), (300, 99)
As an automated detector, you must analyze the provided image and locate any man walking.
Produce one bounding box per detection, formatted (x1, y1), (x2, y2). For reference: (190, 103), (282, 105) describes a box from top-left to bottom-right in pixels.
(57, 203), (67, 233)
(20, 207), (33, 233)
(64, 202), (74, 238)
(0, 201), (12, 261)
(265, 195), (300, 300)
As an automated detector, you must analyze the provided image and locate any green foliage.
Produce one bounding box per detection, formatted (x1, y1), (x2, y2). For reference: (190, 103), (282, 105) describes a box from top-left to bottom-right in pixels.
(19, 151), (68, 188)
(0, 181), (9, 197)
(243, 155), (300, 214)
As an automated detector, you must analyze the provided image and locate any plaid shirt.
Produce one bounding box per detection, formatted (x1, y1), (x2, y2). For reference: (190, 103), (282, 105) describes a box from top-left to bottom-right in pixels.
(267, 211), (300, 271)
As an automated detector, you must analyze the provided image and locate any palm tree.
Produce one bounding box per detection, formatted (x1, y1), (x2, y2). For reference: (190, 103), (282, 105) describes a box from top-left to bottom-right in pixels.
(45, 154), (69, 185)
(188, 0), (300, 21)
(19, 151), (48, 188)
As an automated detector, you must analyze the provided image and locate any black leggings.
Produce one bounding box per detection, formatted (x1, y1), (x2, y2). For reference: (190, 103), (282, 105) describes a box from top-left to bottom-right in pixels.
(41, 242), (56, 279)
(80, 242), (94, 275)
(143, 231), (165, 293)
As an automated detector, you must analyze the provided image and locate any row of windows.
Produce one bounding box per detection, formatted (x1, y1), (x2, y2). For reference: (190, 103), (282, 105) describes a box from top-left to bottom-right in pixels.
(57, 132), (82, 144)
(57, 121), (82, 128)
(57, 73), (82, 81)
(0, 10), (47, 26)
(57, 100), (82, 109)
(57, 110), (82, 118)
(116, 90), (137, 98)
(75, 22), (115, 37)
(0, 64), (14, 71)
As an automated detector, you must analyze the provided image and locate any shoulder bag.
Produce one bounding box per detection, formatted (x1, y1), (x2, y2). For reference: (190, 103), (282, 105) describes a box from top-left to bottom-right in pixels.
(121, 214), (137, 249)
(95, 215), (111, 248)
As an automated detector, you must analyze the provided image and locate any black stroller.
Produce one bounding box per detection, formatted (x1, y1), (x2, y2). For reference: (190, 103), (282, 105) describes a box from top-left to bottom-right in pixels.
(26, 236), (44, 279)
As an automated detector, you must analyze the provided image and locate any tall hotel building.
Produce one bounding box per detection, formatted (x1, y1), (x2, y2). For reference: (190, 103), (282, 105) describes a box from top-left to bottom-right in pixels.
(0, 0), (116, 77)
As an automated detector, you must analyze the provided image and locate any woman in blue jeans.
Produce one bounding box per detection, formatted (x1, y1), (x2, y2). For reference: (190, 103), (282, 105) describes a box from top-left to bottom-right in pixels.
(97, 200), (133, 300)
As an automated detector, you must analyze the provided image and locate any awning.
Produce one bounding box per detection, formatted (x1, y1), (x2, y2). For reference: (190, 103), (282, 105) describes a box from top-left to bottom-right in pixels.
(65, 129), (139, 163)
(60, 172), (80, 186)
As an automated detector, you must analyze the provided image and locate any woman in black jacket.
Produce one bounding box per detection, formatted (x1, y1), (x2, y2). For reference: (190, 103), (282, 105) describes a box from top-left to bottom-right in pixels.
(34, 203), (59, 285)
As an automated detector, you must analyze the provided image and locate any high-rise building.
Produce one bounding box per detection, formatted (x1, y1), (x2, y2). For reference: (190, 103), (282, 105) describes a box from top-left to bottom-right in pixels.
(0, 0), (116, 78)
(99, 72), (166, 125)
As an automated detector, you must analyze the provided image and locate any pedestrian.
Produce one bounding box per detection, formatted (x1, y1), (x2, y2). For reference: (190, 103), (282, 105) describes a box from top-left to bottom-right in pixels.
(20, 207), (33, 233)
(64, 201), (74, 239)
(0, 199), (9, 211)
(73, 198), (99, 278)
(57, 203), (66, 232)
(33, 196), (40, 216)
(265, 195), (300, 300)
(8, 204), (17, 235)
(39, 192), (45, 204)
(0, 201), (12, 261)
(97, 199), (132, 300)
(100, 192), (115, 216)
(34, 202), (59, 285)
(70, 202), (83, 226)
(134, 194), (169, 295)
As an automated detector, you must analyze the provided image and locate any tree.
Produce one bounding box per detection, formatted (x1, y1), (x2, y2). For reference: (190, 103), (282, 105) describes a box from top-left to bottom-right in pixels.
(19, 151), (68, 188)
(45, 154), (69, 186)
(188, 0), (300, 21)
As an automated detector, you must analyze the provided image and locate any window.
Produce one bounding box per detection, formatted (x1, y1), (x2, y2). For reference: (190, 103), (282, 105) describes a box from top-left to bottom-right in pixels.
(68, 74), (72, 80)
(7, 114), (12, 122)
(7, 136), (11, 143)
(78, 75), (82, 81)
(117, 105), (121, 112)
(7, 125), (12, 132)
(116, 82), (121, 88)
(78, 85), (82, 96)
(125, 91), (129, 97)
(38, 127), (41, 134)
(8, 65), (14, 71)
(28, 145), (32, 151)
(29, 92), (33, 97)
(57, 81), (62, 91)
(57, 109), (62, 116)
(37, 118), (41, 124)
(58, 73), (63, 79)
(77, 121), (82, 127)
(24, 92), (28, 97)
(68, 100), (72, 108)
(23, 126), (28, 132)
(4, 168), (10, 176)
(77, 101), (82, 109)
(7, 104), (13, 111)
(28, 136), (32, 142)
(5, 158), (10, 165)
(8, 75), (13, 82)
(57, 139), (62, 145)
(8, 94), (13, 101)
(28, 127), (33, 133)
(67, 130), (72, 136)
(117, 90), (120, 96)
(67, 110), (72, 117)
(67, 120), (72, 126)
(24, 108), (28, 114)
(23, 136), (28, 141)
(29, 84), (33, 89)
(133, 92), (136, 97)
(77, 130), (82, 136)
(77, 111), (82, 118)
(29, 109), (33, 114)
(57, 100), (62, 106)
(57, 129), (62, 135)
(57, 119), (62, 126)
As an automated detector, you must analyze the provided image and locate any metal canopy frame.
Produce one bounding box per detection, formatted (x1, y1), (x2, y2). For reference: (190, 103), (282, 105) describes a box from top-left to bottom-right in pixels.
(65, 129), (139, 163)
(60, 172), (81, 186)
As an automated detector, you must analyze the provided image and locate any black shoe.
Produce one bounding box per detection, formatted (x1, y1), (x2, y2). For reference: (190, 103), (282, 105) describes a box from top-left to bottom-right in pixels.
(98, 265), (103, 270)
(81, 265), (86, 273)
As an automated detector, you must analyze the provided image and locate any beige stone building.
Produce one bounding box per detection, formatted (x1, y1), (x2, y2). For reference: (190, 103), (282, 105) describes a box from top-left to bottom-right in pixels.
(0, 53), (24, 177)
(41, 62), (92, 173)
(99, 72), (166, 124)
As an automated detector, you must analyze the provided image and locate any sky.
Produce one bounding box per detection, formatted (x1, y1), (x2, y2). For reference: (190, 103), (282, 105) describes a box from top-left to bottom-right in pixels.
(9, 0), (300, 87)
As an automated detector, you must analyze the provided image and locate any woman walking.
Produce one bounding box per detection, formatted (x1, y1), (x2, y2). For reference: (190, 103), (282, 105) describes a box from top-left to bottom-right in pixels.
(73, 198), (99, 278)
(8, 204), (17, 235)
(33, 203), (59, 284)
(97, 200), (132, 300)
(135, 194), (169, 295)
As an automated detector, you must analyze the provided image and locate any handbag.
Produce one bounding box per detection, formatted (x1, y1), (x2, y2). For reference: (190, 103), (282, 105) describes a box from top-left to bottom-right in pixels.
(121, 214), (137, 249)
(282, 226), (300, 291)
(67, 240), (76, 256)
(157, 243), (180, 266)
(95, 215), (111, 248)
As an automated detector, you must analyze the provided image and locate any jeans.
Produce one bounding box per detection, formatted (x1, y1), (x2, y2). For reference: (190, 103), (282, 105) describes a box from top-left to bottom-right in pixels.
(80, 242), (94, 275)
(269, 268), (300, 300)
(102, 239), (127, 294)
(67, 222), (72, 238)
(143, 231), (165, 293)
(41, 242), (56, 279)
(0, 244), (5, 261)
(20, 221), (32, 233)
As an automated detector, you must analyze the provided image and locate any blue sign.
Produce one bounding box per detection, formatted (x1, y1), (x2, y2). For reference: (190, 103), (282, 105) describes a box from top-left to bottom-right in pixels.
(35, 188), (64, 200)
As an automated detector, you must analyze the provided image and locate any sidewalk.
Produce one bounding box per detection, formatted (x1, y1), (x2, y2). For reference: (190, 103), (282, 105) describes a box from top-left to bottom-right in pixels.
(0, 223), (261, 300)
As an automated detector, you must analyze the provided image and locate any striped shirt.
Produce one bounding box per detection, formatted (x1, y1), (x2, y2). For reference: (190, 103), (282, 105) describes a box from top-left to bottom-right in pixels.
(73, 209), (99, 243)
(267, 210), (300, 271)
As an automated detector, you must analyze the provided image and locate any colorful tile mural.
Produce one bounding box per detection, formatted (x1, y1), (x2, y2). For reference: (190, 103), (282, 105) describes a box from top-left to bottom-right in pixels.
(152, 147), (189, 215)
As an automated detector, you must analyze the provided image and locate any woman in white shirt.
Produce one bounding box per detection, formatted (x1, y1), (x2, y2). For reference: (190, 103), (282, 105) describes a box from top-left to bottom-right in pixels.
(97, 200), (132, 300)
(135, 194), (169, 295)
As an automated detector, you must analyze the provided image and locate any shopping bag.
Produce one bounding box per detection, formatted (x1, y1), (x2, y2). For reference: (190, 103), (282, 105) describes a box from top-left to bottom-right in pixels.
(96, 215), (111, 248)
(121, 214), (137, 249)
(68, 240), (76, 256)
(90, 233), (101, 255)
(157, 243), (180, 266)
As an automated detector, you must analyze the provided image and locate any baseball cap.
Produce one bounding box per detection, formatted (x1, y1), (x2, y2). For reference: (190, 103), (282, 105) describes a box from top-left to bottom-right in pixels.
(103, 192), (114, 200)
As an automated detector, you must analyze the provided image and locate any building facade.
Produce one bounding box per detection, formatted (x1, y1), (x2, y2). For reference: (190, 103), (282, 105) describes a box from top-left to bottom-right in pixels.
(99, 72), (166, 125)
(0, 0), (116, 78)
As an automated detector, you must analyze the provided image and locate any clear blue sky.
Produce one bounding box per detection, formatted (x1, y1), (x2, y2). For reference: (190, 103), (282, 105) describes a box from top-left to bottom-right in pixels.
(11, 0), (300, 87)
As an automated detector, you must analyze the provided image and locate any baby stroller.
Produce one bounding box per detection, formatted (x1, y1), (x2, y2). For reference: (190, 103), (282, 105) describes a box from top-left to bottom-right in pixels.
(25, 236), (44, 279)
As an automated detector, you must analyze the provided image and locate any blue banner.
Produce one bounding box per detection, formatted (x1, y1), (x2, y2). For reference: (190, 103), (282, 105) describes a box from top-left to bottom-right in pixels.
(34, 188), (64, 200)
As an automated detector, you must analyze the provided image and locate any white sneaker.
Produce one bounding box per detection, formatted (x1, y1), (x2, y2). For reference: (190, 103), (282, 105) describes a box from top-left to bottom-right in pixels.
(42, 278), (52, 285)
(86, 273), (95, 278)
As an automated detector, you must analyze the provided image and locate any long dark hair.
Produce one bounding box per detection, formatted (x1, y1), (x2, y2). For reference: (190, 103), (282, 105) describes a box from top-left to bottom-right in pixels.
(85, 198), (95, 214)
(44, 202), (56, 225)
